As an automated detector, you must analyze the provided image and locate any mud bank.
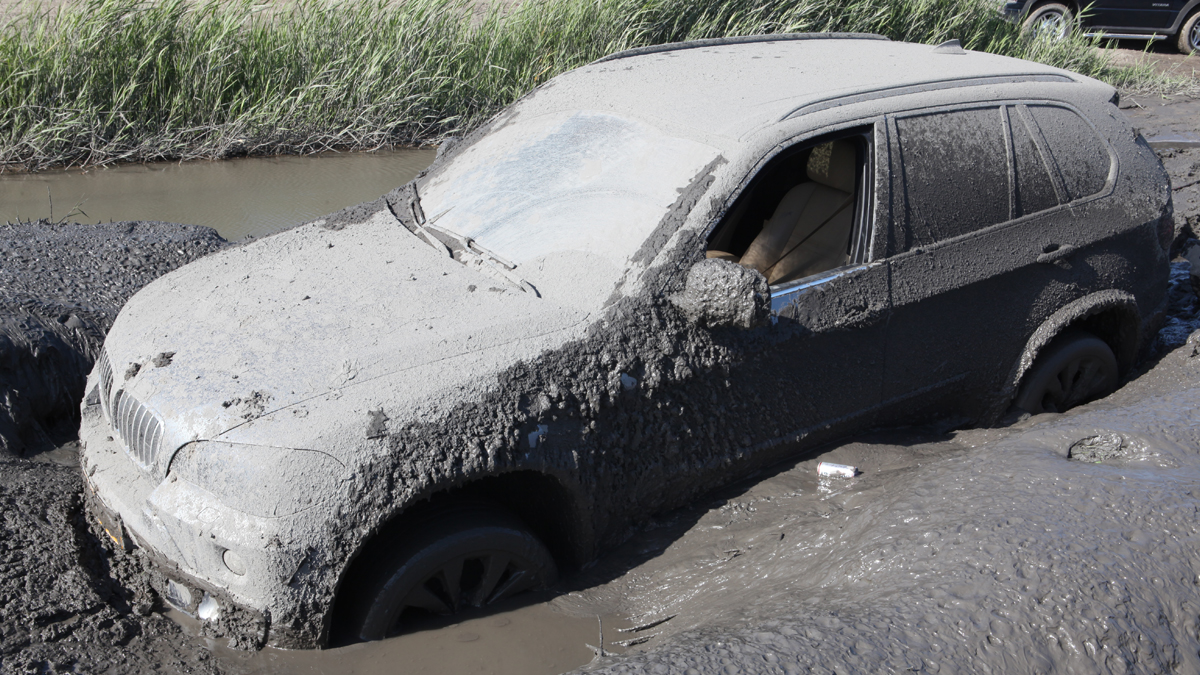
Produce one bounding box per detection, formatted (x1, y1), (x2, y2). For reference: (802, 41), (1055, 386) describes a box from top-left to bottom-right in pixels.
(0, 220), (226, 457)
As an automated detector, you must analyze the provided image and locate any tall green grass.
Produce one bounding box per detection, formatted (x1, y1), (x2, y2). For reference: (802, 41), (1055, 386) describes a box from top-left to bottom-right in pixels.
(0, 0), (1187, 170)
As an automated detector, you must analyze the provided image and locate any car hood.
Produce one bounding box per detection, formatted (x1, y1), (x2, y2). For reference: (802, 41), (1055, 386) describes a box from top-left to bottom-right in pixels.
(102, 208), (611, 473)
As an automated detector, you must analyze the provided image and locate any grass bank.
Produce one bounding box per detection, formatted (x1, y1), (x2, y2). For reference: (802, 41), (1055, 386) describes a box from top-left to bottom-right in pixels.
(0, 0), (1189, 171)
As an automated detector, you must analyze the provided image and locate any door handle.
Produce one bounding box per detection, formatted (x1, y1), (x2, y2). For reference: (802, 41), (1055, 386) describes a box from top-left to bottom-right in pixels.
(1036, 244), (1077, 265)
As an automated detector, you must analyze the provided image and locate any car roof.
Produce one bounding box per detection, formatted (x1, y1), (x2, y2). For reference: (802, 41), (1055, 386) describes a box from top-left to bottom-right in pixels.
(511, 34), (1109, 142)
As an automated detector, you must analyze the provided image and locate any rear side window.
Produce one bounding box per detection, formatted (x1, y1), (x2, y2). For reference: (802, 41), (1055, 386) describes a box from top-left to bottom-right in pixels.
(1023, 105), (1110, 201)
(889, 103), (1114, 256)
(892, 107), (1009, 253)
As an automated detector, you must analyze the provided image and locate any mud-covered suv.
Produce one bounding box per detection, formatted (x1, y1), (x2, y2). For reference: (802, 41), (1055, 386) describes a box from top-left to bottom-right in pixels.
(1005, 0), (1200, 54)
(80, 33), (1172, 649)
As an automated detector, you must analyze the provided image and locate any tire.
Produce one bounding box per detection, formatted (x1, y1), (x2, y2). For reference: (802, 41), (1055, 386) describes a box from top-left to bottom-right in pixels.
(339, 502), (558, 643)
(1014, 329), (1118, 414)
(1179, 10), (1200, 55)
(1022, 3), (1074, 41)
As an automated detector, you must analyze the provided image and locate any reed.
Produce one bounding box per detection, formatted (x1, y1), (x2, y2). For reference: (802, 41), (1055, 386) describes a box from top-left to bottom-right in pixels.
(0, 0), (1189, 171)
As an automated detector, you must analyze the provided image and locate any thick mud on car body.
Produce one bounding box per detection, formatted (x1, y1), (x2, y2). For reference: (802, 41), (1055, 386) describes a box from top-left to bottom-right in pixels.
(79, 34), (1172, 648)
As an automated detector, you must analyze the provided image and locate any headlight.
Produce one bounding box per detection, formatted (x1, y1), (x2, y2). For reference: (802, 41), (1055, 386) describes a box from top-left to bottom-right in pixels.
(168, 441), (345, 518)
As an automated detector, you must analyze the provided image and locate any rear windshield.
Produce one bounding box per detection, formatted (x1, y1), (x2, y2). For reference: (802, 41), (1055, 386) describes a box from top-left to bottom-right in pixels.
(418, 110), (719, 268)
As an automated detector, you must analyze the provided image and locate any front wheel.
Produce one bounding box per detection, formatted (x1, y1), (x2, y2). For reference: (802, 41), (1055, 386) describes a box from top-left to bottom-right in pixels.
(1179, 11), (1200, 55)
(1014, 329), (1118, 414)
(1022, 2), (1074, 41)
(339, 503), (558, 642)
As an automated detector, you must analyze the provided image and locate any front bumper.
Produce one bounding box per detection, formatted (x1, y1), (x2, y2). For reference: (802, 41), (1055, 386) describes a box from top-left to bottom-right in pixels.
(79, 373), (317, 648)
(81, 479), (270, 649)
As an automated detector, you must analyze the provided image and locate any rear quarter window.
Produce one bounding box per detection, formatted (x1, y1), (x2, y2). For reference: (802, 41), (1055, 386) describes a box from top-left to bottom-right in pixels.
(1024, 104), (1111, 202)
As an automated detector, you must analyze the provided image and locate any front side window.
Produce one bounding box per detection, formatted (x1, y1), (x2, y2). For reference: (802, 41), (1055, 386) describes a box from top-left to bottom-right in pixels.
(707, 131), (871, 286)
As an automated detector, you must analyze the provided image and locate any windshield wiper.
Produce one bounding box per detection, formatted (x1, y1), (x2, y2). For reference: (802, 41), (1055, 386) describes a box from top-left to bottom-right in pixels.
(399, 184), (539, 297)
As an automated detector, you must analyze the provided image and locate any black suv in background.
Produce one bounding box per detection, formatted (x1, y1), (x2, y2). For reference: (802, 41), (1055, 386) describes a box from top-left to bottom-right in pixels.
(1005, 0), (1200, 54)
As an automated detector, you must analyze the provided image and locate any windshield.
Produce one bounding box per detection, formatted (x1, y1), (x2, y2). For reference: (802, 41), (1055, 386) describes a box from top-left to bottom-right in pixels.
(418, 110), (719, 270)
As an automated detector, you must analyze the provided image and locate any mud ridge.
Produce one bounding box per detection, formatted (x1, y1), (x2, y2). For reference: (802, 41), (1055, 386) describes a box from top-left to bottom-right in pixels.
(0, 220), (227, 457)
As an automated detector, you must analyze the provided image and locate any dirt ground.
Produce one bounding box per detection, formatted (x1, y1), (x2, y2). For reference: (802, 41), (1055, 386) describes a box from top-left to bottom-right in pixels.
(3, 58), (1200, 675)
(1105, 39), (1199, 81)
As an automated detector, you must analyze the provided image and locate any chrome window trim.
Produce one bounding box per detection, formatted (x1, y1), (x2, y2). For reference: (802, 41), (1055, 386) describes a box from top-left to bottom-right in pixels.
(769, 263), (870, 316)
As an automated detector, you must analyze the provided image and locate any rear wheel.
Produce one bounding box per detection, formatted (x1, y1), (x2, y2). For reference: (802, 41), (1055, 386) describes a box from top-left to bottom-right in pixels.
(339, 503), (558, 642)
(1022, 3), (1074, 41)
(1179, 10), (1200, 55)
(1014, 329), (1118, 414)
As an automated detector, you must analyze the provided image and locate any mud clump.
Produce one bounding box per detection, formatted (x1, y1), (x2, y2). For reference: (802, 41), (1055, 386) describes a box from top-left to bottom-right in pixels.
(0, 220), (226, 457)
(671, 259), (770, 329)
(0, 453), (217, 674)
(1068, 432), (1127, 462)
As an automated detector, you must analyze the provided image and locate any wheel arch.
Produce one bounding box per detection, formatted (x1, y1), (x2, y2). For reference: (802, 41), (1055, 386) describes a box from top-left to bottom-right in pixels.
(1021, 0), (1079, 21)
(999, 289), (1140, 411)
(322, 468), (593, 644)
(1168, 0), (1200, 34)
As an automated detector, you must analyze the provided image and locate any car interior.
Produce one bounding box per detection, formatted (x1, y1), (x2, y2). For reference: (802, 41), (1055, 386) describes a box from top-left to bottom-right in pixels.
(707, 135), (867, 286)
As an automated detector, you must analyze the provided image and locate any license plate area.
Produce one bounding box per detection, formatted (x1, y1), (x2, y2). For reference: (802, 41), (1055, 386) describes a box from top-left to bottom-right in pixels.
(85, 484), (132, 552)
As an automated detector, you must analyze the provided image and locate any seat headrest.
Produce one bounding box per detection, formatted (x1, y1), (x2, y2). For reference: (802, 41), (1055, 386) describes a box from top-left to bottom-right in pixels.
(806, 140), (857, 193)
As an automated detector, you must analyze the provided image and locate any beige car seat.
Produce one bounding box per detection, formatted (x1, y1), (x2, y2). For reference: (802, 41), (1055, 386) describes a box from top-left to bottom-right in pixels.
(710, 140), (857, 285)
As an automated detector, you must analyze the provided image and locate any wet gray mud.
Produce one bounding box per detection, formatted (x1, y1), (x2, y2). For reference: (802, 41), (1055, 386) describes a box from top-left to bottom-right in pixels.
(0, 221), (227, 458)
(180, 600), (630, 675)
(3, 100), (1200, 674)
(0, 451), (221, 674)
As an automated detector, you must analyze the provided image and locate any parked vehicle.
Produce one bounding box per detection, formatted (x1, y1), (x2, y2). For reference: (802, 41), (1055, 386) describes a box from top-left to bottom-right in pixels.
(1005, 0), (1200, 54)
(80, 33), (1173, 649)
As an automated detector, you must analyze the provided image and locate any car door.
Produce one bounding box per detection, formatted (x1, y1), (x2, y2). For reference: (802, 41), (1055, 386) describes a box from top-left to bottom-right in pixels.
(877, 103), (1116, 426)
(703, 124), (891, 464)
(1089, 0), (1178, 30)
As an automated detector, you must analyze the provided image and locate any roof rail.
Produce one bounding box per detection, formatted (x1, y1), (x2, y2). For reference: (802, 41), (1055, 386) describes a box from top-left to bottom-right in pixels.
(589, 32), (889, 66)
(782, 73), (1077, 119)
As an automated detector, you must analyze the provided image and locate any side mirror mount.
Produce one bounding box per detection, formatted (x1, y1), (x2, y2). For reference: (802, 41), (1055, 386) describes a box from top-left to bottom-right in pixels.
(672, 259), (771, 329)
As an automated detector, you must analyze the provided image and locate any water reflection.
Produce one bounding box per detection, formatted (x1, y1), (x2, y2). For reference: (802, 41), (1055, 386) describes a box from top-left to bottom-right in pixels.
(0, 149), (436, 241)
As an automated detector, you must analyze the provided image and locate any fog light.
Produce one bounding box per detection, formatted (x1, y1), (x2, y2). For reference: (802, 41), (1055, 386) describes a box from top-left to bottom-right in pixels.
(222, 549), (247, 576)
(198, 593), (220, 622)
(165, 579), (193, 611)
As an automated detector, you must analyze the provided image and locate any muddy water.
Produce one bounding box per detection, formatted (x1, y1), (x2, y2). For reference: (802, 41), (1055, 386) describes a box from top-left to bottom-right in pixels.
(0, 149), (435, 241)
(185, 599), (627, 675)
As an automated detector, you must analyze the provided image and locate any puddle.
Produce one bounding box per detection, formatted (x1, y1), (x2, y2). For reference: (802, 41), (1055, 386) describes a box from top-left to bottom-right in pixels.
(0, 149), (435, 241)
(171, 597), (627, 675)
